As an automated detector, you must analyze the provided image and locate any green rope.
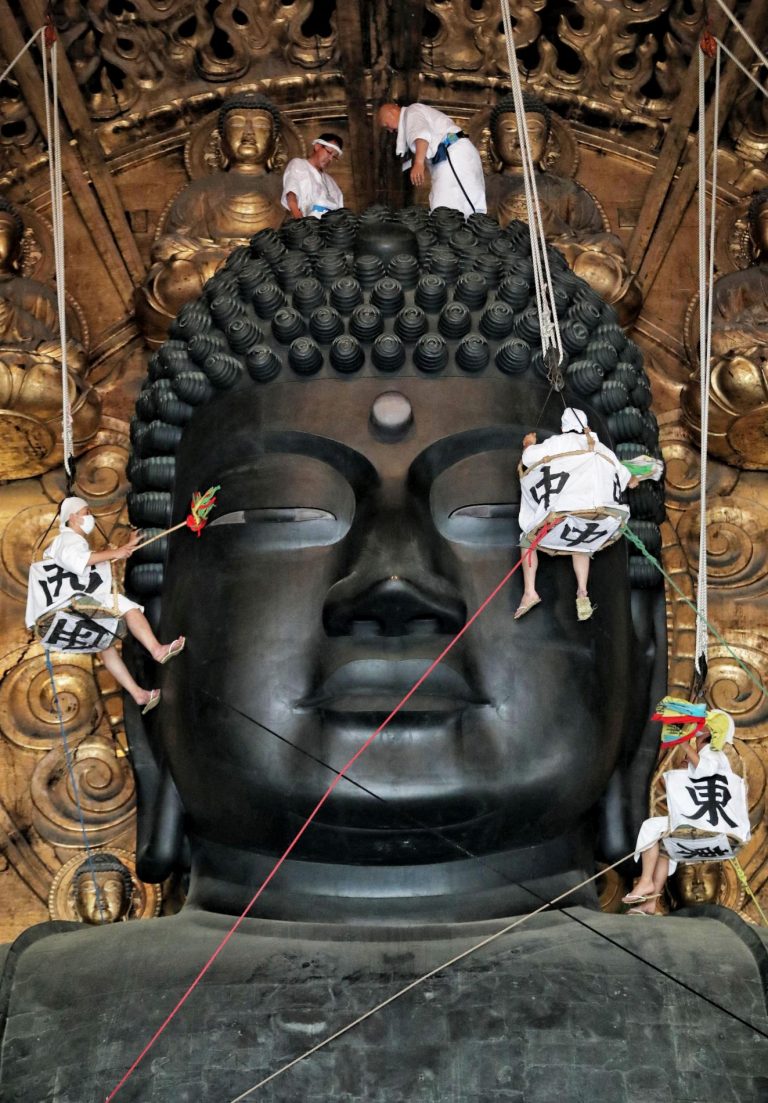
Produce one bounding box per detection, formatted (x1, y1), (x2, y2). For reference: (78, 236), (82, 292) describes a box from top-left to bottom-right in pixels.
(620, 524), (768, 702)
(729, 857), (768, 927)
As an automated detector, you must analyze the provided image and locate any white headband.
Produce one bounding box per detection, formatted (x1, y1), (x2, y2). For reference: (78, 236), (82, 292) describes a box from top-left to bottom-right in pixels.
(59, 496), (89, 530)
(312, 137), (342, 157)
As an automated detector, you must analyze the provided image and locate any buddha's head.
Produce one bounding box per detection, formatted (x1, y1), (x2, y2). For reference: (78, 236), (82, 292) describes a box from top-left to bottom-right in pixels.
(73, 852), (134, 925)
(127, 208), (665, 921)
(748, 187), (768, 263)
(675, 861), (721, 906)
(217, 93), (281, 173)
(0, 197), (24, 273)
(490, 94), (551, 170)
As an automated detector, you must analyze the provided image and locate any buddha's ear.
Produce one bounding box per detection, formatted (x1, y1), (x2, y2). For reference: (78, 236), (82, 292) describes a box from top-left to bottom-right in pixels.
(124, 697), (186, 883)
(598, 587), (667, 861)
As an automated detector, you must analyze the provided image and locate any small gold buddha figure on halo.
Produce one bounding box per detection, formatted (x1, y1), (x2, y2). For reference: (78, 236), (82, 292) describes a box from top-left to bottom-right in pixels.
(485, 94), (641, 326)
(674, 862), (722, 907)
(0, 196), (98, 477)
(682, 187), (768, 469)
(137, 93), (286, 346)
(73, 852), (135, 925)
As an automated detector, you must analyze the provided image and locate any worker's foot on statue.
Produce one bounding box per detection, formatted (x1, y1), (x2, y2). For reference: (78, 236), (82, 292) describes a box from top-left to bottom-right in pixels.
(575, 595), (594, 621)
(622, 885), (659, 905)
(514, 595), (541, 620)
(140, 689), (161, 715)
(155, 636), (186, 664)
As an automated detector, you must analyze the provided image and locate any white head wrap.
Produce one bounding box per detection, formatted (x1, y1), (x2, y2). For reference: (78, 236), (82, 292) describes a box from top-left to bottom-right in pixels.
(59, 496), (89, 530)
(312, 137), (342, 157)
(561, 408), (589, 433)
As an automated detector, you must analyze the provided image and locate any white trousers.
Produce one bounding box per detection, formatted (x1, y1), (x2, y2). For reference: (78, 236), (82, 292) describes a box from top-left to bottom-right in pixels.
(429, 139), (487, 217)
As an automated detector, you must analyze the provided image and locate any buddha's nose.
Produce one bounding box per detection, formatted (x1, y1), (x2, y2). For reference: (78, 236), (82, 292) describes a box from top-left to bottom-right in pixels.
(323, 576), (466, 638)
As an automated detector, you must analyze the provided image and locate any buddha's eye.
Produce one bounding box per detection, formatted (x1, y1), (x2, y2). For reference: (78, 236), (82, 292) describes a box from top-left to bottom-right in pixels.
(210, 507), (337, 526)
(449, 504), (518, 520)
(206, 504), (346, 550)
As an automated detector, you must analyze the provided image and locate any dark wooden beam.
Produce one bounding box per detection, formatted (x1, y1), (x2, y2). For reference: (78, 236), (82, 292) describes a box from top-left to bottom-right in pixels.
(0, 0), (134, 307)
(626, 0), (739, 277)
(17, 0), (145, 286)
(636, 0), (767, 295)
(336, 0), (376, 209)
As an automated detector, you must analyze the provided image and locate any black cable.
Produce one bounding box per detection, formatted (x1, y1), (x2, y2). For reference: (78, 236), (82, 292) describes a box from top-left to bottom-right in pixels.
(202, 688), (768, 1040)
(444, 142), (476, 214)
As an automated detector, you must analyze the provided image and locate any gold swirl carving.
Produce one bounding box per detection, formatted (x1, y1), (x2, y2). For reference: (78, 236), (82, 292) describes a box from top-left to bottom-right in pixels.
(705, 634), (768, 740)
(659, 420), (738, 516)
(31, 733), (135, 848)
(68, 423), (131, 510)
(660, 521), (697, 701)
(0, 500), (59, 603)
(48, 847), (160, 923)
(0, 653), (101, 752)
(676, 497), (768, 589)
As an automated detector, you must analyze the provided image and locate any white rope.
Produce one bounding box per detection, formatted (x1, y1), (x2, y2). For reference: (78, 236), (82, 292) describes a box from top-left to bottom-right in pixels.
(498, 0), (563, 375)
(714, 37), (768, 101)
(0, 25), (44, 85)
(41, 36), (73, 475)
(695, 44), (720, 674)
(226, 844), (646, 1102)
(711, 0), (768, 74)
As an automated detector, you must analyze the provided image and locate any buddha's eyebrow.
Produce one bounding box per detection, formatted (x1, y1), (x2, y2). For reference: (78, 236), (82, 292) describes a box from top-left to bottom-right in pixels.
(198, 430), (377, 497)
(409, 427), (523, 489)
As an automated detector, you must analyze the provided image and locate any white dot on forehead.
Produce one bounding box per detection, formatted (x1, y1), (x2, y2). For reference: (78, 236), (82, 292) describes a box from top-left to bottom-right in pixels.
(370, 391), (413, 438)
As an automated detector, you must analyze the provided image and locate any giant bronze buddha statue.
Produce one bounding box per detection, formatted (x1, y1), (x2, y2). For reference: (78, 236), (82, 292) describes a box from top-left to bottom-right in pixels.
(2, 210), (766, 1101)
(136, 93), (285, 347)
(485, 95), (641, 327)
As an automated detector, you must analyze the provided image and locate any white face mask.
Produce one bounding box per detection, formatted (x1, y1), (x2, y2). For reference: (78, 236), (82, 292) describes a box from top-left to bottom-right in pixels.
(80, 514), (95, 534)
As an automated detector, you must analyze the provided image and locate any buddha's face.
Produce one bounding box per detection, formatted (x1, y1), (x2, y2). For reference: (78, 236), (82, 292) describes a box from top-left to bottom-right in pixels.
(676, 862), (720, 905)
(0, 212), (22, 271)
(160, 374), (647, 866)
(494, 112), (548, 168)
(75, 871), (130, 924)
(221, 108), (274, 168)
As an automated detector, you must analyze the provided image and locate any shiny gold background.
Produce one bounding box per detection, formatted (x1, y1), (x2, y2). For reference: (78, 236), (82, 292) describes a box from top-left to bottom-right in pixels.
(2, 0), (768, 938)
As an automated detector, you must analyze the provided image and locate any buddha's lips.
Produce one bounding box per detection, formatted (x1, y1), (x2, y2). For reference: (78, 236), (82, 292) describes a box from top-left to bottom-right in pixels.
(299, 660), (484, 712)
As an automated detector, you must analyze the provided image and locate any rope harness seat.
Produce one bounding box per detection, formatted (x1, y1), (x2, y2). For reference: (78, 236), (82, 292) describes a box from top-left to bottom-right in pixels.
(519, 431), (631, 556)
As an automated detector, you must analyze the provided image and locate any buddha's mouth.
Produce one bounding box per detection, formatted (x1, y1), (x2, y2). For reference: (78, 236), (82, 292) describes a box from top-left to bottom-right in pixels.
(299, 660), (485, 714)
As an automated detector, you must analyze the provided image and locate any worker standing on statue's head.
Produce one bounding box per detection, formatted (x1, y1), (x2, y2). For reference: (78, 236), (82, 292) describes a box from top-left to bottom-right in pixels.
(377, 102), (487, 217)
(281, 134), (344, 221)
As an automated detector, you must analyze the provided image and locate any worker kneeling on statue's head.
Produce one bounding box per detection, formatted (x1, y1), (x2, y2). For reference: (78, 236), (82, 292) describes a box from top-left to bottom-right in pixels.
(516, 406), (639, 622)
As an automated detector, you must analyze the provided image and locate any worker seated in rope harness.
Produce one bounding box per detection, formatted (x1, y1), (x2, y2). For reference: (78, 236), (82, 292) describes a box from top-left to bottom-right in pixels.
(377, 102), (487, 218)
(516, 407), (639, 621)
(623, 700), (748, 915)
(25, 496), (185, 714)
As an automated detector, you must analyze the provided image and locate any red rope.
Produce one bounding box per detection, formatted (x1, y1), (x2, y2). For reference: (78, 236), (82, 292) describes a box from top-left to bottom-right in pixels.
(104, 520), (560, 1101)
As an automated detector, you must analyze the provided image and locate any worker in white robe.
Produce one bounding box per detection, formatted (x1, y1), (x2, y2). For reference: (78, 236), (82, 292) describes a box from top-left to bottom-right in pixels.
(515, 407), (637, 622)
(36, 497), (185, 713)
(623, 723), (743, 914)
(377, 102), (487, 218)
(282, 134), (344, 220)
